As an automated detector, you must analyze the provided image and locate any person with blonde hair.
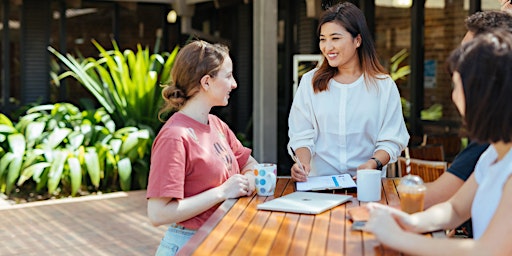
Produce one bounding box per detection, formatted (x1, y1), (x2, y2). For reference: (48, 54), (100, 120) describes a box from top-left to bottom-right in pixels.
(146, 40), (258, 255)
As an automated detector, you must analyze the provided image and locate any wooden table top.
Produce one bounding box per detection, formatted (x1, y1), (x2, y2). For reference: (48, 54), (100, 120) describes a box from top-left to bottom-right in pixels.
(179, 177), (444, 256)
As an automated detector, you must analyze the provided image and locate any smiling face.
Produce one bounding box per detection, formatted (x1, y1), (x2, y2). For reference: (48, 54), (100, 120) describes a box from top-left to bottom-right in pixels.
(451, 71), (465, 116)
(319, 22), (361, 70)
(206, 56), (237, 107)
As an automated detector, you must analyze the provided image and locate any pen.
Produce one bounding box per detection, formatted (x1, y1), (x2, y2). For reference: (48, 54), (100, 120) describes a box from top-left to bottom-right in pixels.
(290, 147), (308, 177)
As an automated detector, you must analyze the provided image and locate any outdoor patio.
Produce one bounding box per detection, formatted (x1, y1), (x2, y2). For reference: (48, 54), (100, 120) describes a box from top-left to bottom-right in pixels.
(0, 190), (166, 255)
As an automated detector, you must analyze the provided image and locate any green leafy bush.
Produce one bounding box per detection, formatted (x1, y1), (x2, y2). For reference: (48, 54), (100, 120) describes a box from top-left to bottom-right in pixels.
(0, 103), (150, 196)
(48, 40), (178, 132)
(42, 40), (179, 196)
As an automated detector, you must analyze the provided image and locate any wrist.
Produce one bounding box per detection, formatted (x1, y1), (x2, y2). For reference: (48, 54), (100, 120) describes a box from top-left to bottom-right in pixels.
(371, 157), (383, 170)
(214, 185), (228, 201)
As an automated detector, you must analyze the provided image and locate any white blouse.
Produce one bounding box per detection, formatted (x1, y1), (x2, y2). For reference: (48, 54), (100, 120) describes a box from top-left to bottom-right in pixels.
(472, 145), (512, 239)
(288, 69), (409, 177)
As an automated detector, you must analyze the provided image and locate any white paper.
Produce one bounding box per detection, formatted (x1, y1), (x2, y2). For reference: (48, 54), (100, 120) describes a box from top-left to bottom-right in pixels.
(296, 174), (357, 191)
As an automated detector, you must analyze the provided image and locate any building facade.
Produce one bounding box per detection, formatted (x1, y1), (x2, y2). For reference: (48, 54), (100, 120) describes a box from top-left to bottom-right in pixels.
(0, 0), (502, 173)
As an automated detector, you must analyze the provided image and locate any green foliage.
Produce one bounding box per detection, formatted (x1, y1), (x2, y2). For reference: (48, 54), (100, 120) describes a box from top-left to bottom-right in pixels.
(390, 48), (411, 82)
(48, 40), (179, 132)
(421, 103), (443, 121)
(389, 49), (442, 121)
(45, 40), (180, 196)
(0, 103), (150, 196)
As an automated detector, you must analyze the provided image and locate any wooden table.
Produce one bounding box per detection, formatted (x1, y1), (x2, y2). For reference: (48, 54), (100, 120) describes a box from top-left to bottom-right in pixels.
(179, 177), (444, 255)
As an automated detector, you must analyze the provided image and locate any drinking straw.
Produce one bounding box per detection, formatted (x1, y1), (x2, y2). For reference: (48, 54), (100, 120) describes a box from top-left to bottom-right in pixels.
(405, 147), (411, 174)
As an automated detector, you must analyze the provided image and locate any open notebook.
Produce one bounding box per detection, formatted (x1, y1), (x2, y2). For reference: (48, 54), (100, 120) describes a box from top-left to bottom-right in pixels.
(257, 191), (353, 214)
(295, 174), (357, 191)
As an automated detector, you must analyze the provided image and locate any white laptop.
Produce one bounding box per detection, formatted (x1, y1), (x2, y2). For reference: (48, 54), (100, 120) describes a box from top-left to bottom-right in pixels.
(257, 192), (353, 214)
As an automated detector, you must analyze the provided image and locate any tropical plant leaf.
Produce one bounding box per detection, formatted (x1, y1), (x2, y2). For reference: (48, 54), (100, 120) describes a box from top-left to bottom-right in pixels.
(15, 113), (43, 132)
(160, 46), (179, 85)
(0, 124), (17, 134)
(67, 131), (85, 151)
(46, 127), (72, 149)
(117, 157), (132, 191)
(25, 122), (46, 148)
(47, 150), (68, 194)
(48, 46), (117, 115)
(84, 149), (100, 188)
(0, 152), (15, 178)
(26, 104), (55, 114)
(109, 138), (122, 155)
(17, 162), (51, 186)
(0, 113), (14, 126)
(67, 157), (82, 196)
(5, 154), (23, 194)
(6, 156), (23, 194)
(21, 149), (45, 169)
(120, 131), (142, 156)
(8, 133), (26, 156)
(115, 126), (139, 136)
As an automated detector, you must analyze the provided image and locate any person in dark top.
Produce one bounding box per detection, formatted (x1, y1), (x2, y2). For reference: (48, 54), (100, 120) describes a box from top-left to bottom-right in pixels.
(423, 10), (512, 209)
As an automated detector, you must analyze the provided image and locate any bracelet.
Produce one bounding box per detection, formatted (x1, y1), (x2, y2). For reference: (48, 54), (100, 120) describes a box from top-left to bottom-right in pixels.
(371, 157), (383, 170)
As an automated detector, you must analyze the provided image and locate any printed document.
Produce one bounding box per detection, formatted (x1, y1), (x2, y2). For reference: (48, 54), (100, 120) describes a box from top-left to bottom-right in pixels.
(296, 174), (357, 191)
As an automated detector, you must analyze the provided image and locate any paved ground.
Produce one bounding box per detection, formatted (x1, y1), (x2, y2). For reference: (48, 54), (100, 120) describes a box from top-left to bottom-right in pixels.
(0, 190), (167, 256)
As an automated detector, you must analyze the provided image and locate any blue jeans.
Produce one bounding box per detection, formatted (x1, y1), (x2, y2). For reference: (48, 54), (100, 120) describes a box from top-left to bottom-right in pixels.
(155, 224), (196, 256)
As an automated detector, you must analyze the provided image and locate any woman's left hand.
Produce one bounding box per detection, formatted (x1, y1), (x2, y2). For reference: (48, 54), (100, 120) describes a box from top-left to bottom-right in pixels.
(362, 203), (405, 243)
(244, 171), (256, 196)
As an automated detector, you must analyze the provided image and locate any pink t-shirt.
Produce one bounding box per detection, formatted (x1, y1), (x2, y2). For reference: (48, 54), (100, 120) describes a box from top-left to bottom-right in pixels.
(146, 113), (251, 230)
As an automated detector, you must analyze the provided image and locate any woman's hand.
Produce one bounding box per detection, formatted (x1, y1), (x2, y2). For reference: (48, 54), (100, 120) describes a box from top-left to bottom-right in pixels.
(363, 203), (420, 234)
(243, 171), (256, 196)
(291, 162), (311, 182)
(362, 203), (407, 244)
(219, 174), (252, 199)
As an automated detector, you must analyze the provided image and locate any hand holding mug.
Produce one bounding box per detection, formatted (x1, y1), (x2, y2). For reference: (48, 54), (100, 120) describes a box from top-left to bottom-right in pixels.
(220, 174), (251, 199)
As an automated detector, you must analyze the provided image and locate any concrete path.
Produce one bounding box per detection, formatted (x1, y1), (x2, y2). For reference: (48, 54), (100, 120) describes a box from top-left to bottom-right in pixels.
(0, 190), (167, 255)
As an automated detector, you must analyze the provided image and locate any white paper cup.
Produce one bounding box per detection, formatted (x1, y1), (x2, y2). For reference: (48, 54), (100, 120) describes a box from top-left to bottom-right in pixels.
(357, 169), (382, 202)
(253, 163), (277, 196)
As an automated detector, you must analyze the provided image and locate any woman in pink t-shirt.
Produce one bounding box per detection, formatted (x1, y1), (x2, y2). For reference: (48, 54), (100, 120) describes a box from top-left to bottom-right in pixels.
(147, 40), (258, 255)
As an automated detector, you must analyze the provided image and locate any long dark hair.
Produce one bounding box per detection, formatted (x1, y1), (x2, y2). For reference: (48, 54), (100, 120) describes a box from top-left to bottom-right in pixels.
(447, 29), (512, 143)
(313, 2), (386, 93)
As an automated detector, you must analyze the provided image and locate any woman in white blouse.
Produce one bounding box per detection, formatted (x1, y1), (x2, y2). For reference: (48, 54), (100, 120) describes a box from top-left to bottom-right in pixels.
(288, 2), (409, 181)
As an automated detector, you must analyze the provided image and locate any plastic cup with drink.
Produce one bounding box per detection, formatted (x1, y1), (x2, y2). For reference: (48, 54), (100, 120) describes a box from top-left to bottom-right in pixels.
(397, 174), (426, 214)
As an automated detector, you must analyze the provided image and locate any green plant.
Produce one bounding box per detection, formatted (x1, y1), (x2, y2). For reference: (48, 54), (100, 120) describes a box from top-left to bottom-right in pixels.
(0, 103), (150, 196)
(389, 49), (442, 121)
(390, 48), (411, 82)
(48, 40), (178, 132)
(47, 41), (179, 193)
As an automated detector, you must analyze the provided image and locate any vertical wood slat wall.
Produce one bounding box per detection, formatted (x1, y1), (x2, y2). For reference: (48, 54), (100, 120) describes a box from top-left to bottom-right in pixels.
(21, 0), (51, 105)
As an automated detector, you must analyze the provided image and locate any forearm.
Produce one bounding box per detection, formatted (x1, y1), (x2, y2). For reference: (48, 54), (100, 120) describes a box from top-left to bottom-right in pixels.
(411, 201), (465, 232)
(372, 150), (390, 165)
(241, 156), (259, 173)
(424, 172), (464, 209)
(295, 147), (312, 165)
(383, 230), (480, 256)
(148, 186), (225, 227)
